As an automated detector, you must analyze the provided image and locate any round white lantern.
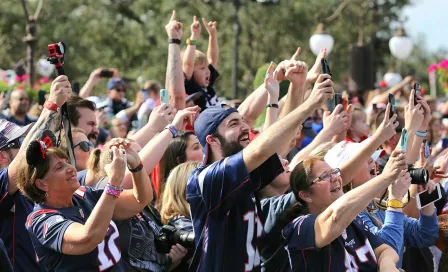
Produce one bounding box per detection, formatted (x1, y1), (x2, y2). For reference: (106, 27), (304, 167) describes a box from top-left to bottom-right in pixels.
(309, 23), (334, 56)
(37, 59), (55, 77)
(389, 28), (413, 60)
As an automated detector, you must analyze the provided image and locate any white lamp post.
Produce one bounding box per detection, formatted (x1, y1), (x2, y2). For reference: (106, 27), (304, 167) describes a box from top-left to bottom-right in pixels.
(383, 72), (403, 87)
(389, 28), (413, 60)
(309, 23), (334, 56)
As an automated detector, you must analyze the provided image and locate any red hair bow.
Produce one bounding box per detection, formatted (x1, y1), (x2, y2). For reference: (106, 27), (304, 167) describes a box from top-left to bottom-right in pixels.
(37, 136), (54, 160)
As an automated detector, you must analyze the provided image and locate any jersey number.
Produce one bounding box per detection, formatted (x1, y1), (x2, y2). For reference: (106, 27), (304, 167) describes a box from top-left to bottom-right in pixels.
(98, 221), (121, 271)
(344, 239), (376, 272)
(243, 211), (263, 271)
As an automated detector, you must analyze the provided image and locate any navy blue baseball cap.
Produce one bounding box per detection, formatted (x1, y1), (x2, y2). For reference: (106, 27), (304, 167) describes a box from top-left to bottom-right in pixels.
(194, 105), (238, 165)
(107, 78), (126, 90)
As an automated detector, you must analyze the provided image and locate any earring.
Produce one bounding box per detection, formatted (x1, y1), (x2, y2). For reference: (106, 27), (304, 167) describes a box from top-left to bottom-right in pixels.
(45, 192), (48, 198)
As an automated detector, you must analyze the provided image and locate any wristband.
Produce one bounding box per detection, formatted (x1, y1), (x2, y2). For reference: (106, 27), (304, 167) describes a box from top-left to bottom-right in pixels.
(44, 101), (60, 112)
(168, 38), (181, 45)
(416, 130), (427, 137)
(105, 183), (123, 198)
(128, 161), (143, 173)
(387, 199), (404, 209)
(266, 104), (279, 108)
(165, 124), (178, 138)
(186, 38), (198, 46)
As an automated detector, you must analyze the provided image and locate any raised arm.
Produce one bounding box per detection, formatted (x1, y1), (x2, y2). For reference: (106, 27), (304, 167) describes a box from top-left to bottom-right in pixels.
(183, 16), (201, 80)
(8, 76), (71, 194)
(243, 74), (334, 172)
(289, 105), (349, 169)
(202, 18), (219, 68)
(129, 103), (175, 147)
(78, 68), (117, 99)
(263, 62), (280, 130)
(165, 11), (186, 110)
(305, 48), (326, 92)
(313, 150), (407, 248)
(61, 147), (126, 254)
(408, 91), (431, 164)
(122, 106), (200, 189)
(372, 76), (413, 105)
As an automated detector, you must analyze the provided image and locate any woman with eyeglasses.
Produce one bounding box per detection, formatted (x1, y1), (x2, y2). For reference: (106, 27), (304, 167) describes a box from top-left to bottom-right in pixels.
(278, 148), (410, 272)
(16, 135), (153, 272)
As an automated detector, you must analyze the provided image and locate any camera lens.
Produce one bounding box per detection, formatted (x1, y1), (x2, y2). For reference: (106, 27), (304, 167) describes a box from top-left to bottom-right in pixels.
(58, 42), (66, 54)
(408, 168), (429, 185)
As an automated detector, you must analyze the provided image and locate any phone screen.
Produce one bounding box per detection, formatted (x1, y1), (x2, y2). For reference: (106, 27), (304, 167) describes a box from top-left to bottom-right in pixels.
(160, 89), (169, 104)
(417, 184), (442, 209)
(388, 93), (395, 118)
(414, 83), (421, 105)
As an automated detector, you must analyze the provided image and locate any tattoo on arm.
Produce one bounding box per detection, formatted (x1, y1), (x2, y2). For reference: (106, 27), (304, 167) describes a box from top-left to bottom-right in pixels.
(21, 111), (62, 148)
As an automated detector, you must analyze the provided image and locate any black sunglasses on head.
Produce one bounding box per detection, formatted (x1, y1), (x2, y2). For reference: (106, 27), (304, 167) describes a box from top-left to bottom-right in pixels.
(74, 141), (94, 152)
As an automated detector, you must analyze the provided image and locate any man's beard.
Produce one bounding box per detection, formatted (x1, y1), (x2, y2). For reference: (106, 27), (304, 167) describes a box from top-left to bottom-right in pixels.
(214, 133), (244, 158)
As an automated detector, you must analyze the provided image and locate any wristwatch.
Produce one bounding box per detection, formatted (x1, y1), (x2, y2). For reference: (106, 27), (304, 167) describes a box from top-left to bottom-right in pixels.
(186, 38), (198, 46)
(387, 199), (404, 209)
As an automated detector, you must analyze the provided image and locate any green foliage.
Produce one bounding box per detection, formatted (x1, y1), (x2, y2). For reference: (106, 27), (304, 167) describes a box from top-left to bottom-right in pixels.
(0, 0), (433, 102)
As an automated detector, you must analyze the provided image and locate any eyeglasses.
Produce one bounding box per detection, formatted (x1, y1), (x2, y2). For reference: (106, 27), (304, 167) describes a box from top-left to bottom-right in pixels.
(73, 141), (94, 152)
(311, 168), (340, 184)
(1, 136), (25, 150)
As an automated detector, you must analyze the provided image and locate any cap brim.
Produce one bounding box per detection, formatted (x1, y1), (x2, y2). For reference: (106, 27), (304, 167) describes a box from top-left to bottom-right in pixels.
(0, 123), (33, 149)
(202, 143), (209, 166)
(186, 92), (203, 102)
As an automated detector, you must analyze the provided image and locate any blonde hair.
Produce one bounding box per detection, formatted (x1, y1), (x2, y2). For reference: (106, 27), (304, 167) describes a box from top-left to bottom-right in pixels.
(194, 50), (208, 66)
(310, 142), (335, 159)
(159, 161), (200, 224)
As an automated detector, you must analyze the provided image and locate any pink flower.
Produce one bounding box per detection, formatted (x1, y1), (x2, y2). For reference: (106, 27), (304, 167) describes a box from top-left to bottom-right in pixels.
(15, 74), (29, 82)
(38, 77), (49, 84)
(33, 83), (40, 89)
(428, 64), (438, 73)
(439, 60), (448, 69)
(17, 85), (25, 90)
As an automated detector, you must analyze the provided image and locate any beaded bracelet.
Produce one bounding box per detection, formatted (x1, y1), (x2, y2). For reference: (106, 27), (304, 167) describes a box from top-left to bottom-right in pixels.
(105, 183), (123, 198)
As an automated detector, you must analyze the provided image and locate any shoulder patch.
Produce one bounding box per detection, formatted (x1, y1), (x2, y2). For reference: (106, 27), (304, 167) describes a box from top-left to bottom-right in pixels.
(74, 186), (87, 199)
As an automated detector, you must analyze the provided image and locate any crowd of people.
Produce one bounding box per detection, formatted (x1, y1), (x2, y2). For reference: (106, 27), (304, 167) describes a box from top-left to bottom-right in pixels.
(2, 9), (448, 272)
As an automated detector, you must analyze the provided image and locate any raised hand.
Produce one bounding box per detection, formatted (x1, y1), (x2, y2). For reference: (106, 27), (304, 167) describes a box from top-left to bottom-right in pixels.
(202, 18), (217, 37)
(405, 89), (424, 130)
(48, 75), (72, 107)
(415, 92), (431, 131)
(165, 10), (183, 40)
(307, 48), (327, 84)
(134, 91), (145, 107)
(146, 104), (176, 132)
(285, 60), (308, 86)
(190, 15), (201, 40)
(264, 62), (280, 98)
(171, 106), (201, 131)
(382, 150), (407, 182)
(375, 104), (398, 143)
(322, 105), (349, 135)
(388, 170), (412, 200)
(104, 145), (127, 187)
(274, 47), (301, 82)
(306, 74), (334, 108)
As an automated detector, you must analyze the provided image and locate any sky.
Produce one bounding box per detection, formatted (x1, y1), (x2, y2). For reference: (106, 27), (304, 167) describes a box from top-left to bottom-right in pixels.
(402, 0), (448, 52)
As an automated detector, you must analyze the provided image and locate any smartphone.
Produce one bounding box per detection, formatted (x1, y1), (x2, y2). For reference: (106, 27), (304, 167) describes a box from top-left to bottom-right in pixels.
(414, 83), (421, 105)
(416, 183), (442, 209)
(160, 89), (169, 104)
(38, 90), (46, 106)
(388, 93), (395, 119)
(99, 69), (114, 78)
(72, 82), (80, 95)
(321, 58), (332, 77)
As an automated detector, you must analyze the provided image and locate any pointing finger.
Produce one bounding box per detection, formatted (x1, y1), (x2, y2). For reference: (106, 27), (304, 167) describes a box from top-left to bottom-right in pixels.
(170, 10), (176, 21)
(290, 47), (301, 61)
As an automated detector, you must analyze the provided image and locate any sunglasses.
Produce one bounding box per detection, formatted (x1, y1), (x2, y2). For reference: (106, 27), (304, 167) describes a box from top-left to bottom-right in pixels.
(115, 88), (126, 93)
(1, 136), (25, 150)
(73, 141), (94, 152)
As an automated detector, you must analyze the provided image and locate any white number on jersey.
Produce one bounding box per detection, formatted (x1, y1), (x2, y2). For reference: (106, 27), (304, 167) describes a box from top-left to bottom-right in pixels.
(98, 221), (121, 271)
(243, 211), (263, 271)
(344, 238), (377, 272)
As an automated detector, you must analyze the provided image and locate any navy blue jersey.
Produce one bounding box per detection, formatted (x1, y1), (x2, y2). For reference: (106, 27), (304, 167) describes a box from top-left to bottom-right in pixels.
(0, 168), (44, 272)
(26, 186), (124, 272)
(282, 214), (383, 272)
(186, 151), (283, 272)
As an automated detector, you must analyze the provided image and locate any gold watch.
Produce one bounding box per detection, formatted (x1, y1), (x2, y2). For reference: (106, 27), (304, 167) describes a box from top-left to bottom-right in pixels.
(387, 199), (404, 209)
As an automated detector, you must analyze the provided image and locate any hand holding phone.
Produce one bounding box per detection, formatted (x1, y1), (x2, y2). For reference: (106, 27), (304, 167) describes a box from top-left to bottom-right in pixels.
(388, 93), (395, 119)
(416, 183), (442, 209)
(160, 89), (169, 104)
